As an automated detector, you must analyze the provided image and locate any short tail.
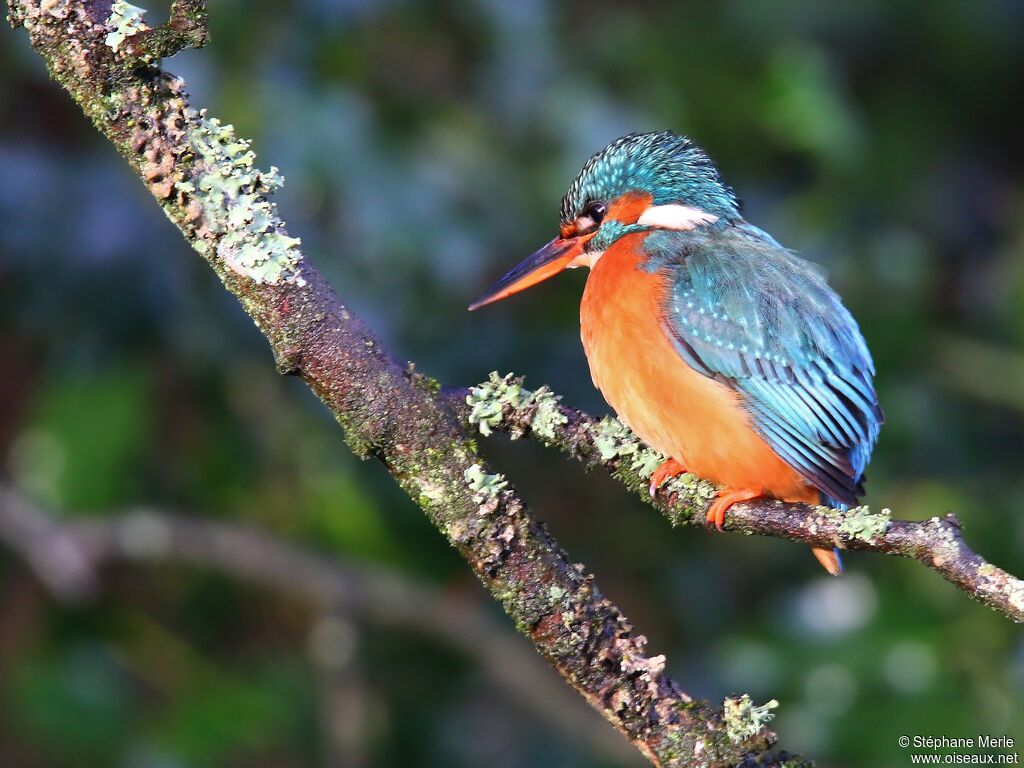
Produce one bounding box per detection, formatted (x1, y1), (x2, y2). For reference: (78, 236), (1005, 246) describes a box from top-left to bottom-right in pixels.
(812, 493), (850, 576)
(811, 546), (843, 576)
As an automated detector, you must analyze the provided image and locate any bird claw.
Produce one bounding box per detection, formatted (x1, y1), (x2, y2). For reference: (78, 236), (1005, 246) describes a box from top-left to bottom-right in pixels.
(705, 488), (760, 531)
(648, 458), (687, 498)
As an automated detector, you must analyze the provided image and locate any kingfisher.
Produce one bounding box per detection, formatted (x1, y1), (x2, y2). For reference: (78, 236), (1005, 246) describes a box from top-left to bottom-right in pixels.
(469, 131), (882, 575)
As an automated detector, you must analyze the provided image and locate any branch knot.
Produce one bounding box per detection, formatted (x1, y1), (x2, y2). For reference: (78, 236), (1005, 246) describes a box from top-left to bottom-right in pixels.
(111, 0), (209, 65)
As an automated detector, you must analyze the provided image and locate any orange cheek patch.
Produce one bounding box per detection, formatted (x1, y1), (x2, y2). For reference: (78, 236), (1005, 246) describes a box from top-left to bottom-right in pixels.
(607, 191), (653, 224)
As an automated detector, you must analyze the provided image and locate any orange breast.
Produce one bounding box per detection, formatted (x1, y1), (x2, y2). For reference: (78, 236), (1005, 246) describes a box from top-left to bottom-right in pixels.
(579, 234), (817, 503)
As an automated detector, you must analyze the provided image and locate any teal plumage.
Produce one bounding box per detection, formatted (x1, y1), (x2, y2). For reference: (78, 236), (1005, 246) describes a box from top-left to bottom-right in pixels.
(642, 223), (882, 507)
(560, 131), (741, 222)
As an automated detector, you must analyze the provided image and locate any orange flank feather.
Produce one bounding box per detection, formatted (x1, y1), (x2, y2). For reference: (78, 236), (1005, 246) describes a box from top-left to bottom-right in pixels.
(580, 233), (841, 574)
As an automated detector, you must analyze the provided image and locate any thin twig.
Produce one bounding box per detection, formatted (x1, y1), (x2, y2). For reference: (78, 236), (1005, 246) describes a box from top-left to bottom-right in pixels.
(0, 488), (97, 601)
(0, 488), (638, 764)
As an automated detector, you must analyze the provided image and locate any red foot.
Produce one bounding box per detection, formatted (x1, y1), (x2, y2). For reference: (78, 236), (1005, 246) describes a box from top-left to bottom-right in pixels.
(706, 488), (760, 531)
(649, 458), (687, 498)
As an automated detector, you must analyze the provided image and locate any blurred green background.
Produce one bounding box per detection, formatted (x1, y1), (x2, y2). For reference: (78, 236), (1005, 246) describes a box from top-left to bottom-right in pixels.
(2, 1), (1024, 766)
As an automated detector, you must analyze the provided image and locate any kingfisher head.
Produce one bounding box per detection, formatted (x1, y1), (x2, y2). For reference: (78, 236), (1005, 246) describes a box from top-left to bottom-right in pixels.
(469, 130), (739, 310)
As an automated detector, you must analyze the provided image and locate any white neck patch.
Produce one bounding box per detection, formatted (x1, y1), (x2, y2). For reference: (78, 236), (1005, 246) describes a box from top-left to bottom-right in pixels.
(569, 250), (604, 270)
(637, 204), (719, 230)
(568, 204), (718, 271)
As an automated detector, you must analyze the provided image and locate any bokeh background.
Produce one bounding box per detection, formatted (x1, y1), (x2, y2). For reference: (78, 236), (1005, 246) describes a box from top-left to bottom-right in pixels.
(2, 1), (1024, 766)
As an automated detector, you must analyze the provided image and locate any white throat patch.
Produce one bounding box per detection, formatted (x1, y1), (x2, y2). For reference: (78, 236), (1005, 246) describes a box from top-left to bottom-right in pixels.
(569, 250), (604, 269)
(567, 204), (717, 271)
(637, 204), (719, 230)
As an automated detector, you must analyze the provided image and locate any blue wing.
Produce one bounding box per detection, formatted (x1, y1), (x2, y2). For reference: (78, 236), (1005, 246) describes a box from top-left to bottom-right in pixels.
(643, 224), (882, 506)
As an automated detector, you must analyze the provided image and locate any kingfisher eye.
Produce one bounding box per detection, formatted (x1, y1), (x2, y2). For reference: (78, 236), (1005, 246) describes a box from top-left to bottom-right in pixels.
(574, 201), (606, 234)
(584, 201), (607, 223)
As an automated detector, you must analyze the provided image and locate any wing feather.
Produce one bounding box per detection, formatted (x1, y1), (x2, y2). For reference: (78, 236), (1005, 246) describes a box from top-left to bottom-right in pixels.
(646, 224), (882, 506)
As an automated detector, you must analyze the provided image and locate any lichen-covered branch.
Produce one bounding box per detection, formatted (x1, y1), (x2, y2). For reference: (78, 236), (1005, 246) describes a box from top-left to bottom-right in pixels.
(451, 373), (1024, 624)
(6, 2), (806, 765)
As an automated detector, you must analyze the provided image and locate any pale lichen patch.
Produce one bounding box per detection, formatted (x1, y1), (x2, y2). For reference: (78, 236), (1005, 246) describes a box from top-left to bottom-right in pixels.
(665, 471), (717, 504)
(528, 386), (568, 442)
(177, 112), (305, 286)
(465, 373), (567, 441)
(586, 416), (670, 482)
(466, 372), (526, 436)
(838, 505), (890, 542)
(722, 694), (778, 743)
(813, 504), (842, 518)
(629, 448), (663, 479)
(590, 415), (640, 461)
(464, 463), (508, 501)
(104, 0), (148, 51)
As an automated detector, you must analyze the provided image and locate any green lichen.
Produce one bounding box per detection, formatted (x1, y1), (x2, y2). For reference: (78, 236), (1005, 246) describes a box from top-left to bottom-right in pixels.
(104, 0), (148, 51)
(528, 385), (568, 442)
(592, 420), (628, 461)
(464, 463), (508, 500)
(587, 415), (665, 479)
(722, 694), (778, 743)
(629, 448), (664, 479)
(838, 505), (890, 542)
(466, 372), (527, 436)
(664, 471), (718, 504)
(465, 373), (566, 441)
(812, 504), (843, 519)
(178, 112), (305, 286)
(590, 415), (641, 461)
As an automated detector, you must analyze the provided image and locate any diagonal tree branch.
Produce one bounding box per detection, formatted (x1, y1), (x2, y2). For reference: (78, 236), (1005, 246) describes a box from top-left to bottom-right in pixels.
(5, 2), (806, 765)
(447, 375), (1024, 624)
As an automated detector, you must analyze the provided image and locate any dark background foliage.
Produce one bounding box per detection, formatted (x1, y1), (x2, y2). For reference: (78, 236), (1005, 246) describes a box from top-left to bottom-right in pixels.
(1, 1), (1023, 766)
